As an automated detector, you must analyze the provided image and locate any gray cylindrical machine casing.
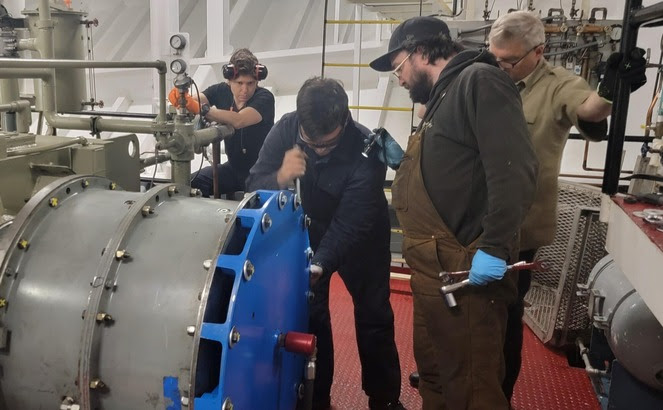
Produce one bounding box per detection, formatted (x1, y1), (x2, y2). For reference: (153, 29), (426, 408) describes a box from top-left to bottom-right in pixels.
(0, 176), (237, 409)
(24, 9), (87, 112)
(587, 256), (663, 391)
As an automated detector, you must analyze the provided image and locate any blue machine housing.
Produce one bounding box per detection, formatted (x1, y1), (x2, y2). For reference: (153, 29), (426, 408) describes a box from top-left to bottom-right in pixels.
(194, 190), (311, 410)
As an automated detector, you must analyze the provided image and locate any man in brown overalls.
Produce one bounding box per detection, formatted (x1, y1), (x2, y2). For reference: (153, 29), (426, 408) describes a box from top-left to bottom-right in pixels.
(370, 17), (538, 409)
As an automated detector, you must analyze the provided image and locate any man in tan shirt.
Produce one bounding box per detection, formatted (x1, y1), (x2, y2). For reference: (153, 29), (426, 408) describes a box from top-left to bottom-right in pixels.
(488, 11), (647, 401)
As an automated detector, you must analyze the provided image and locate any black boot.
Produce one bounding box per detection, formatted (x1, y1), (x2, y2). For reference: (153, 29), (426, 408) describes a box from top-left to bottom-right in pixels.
(408, 371), (419, 389)
(368, 398), (406, 410)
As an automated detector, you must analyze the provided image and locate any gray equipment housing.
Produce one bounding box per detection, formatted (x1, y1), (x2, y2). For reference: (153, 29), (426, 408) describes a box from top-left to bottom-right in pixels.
(585, 256), (663, 391)
(24, 8), (88, 112)
(0, 175), (238, 409)
(0, 133), (140, 216)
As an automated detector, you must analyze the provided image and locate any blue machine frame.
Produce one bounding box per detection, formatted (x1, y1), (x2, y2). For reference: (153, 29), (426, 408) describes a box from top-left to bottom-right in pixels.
(194, 190), (312, 410)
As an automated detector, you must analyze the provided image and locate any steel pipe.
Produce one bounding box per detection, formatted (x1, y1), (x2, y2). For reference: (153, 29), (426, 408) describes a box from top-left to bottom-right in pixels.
(0, 58), (167, 123)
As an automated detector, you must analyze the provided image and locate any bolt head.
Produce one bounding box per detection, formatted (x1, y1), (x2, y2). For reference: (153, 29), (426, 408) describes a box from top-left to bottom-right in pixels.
(228, 327), (240, 348)
(261, 213), (272, 232)
(243, 260), (255, 281)
(186, 325), (195, 336)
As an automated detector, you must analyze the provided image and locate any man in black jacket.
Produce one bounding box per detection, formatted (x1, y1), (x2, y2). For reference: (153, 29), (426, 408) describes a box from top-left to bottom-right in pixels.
(370, 17), (538, 409)
(246, 77), (403, 410)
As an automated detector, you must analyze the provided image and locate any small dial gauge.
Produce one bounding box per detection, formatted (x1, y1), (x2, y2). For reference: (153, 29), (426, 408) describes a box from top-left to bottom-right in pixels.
(170, 59), (187, 75)
(610, 25), (622, 42)
(170, 34), (187, 50)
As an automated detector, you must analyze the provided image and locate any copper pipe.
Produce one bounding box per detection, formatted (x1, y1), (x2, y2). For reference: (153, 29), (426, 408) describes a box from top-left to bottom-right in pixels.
(544, 24), (567, 33)
(575, 24), (610, 34)
(581, 55), (590, 81)
(644, 86), (661, 138)
(559, 173), (602, 179)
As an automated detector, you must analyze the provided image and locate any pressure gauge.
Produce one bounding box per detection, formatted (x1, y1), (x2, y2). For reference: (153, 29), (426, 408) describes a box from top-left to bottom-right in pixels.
(170, 58), (187, 75)
(610, 25), (623, 42)
(170, 34), (187, 50)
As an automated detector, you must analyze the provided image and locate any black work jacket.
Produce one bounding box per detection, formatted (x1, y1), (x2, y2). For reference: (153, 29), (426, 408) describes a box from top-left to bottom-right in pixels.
(420, 50), (538, 260)
(246, 112), (390, 273)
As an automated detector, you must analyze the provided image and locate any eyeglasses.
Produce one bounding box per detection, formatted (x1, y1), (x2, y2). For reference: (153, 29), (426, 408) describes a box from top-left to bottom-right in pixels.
(495, 44), (542, 69)
(392, 52), (413, 79)
(299, 129), (341, 150)
(298, 117), (348, 151)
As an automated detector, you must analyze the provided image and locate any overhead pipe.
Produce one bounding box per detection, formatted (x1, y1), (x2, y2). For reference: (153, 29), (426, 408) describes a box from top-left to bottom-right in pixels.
(0, 67), (171, 135)
(0, 58), (168, 125)
(0, 100), (31, 113)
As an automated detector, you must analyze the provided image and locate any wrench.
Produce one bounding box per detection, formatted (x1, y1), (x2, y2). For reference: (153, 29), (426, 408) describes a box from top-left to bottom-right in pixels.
(439, 259), (551, 308)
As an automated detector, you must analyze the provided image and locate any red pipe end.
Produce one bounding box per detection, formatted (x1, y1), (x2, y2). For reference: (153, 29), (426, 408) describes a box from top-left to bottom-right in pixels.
(284, 331), (316, 356)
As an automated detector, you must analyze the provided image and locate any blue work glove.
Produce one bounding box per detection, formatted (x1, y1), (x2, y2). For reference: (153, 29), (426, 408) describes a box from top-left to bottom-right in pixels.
(468, 249), (507, 286)
(364, 128), (404, 170)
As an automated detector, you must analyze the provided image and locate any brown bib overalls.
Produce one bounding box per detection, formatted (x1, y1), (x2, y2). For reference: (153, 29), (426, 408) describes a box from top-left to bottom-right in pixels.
(393, 123), (517, 410)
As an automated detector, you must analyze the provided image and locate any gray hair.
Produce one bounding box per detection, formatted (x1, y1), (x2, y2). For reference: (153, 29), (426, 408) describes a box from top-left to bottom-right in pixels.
(489, 11), (545, 50)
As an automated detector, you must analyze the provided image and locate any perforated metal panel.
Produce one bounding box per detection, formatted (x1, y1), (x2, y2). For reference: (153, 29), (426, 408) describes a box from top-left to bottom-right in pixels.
(524, 181), (608, 346)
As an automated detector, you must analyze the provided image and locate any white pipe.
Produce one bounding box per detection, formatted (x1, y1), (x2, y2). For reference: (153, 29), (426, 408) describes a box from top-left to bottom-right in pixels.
(576, 338), (608, 376)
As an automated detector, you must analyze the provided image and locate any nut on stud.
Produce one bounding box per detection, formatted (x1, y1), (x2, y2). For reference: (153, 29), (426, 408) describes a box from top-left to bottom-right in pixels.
(95, 312), (114, 323)
(115, 250), (131, 260)
(109, 182), (117, 190)
(141, 205), (154, 216)
(81, 179), (90, 188)
(17, 239), (30, 250)
(168, 186), (179, 196)
(89, 379), (105, 389)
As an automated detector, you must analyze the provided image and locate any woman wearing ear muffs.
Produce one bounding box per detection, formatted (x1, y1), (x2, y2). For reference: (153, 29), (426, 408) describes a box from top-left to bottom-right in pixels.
(169, 48), (274, 197)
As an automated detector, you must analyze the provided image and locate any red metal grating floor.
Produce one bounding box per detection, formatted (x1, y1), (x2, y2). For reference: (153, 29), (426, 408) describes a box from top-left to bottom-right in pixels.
(328, 274), (601, 410)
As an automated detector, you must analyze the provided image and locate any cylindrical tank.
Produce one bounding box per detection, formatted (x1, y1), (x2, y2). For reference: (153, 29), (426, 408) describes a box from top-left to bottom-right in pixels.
(586, 256), (663, 391)
(24, 9), (88, 112)
(0, 175), (311, 409)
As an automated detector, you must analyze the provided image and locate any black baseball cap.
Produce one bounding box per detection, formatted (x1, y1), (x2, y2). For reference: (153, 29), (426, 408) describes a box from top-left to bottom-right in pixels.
(369, 16), (450, 72)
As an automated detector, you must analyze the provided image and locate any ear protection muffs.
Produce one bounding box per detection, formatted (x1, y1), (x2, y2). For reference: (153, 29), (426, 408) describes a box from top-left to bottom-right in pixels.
(222, 63), (268, 81)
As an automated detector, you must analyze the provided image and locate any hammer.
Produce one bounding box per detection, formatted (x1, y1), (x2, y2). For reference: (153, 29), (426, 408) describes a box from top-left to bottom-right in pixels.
(438, 259), (550, 308)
